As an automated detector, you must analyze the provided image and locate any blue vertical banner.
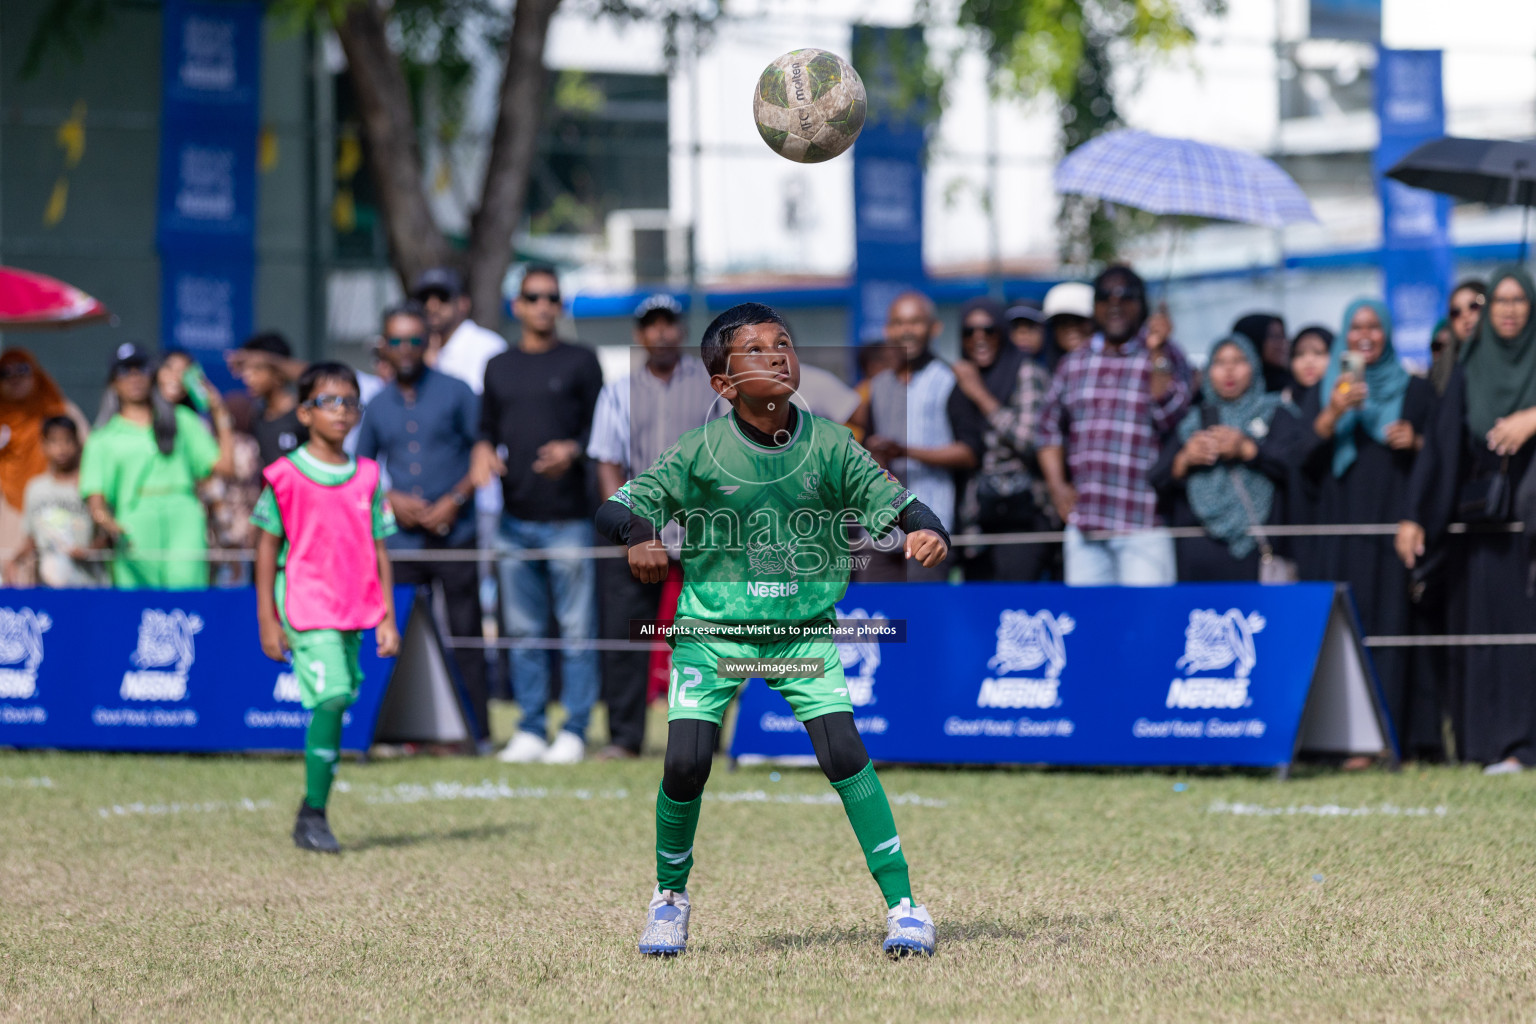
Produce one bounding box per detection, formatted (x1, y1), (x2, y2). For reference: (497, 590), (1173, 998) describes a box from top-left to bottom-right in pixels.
(850, 26), (927, 348)
(1374, 48), (1451, 369)
(157, 0), (264, 389)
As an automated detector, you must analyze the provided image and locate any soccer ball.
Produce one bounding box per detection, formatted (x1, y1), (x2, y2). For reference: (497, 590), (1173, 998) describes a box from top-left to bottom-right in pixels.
(753, 49), (866, 164)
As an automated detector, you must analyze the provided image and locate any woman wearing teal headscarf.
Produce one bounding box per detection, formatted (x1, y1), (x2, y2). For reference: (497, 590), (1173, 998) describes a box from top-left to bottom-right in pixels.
(1402, 265), (1536, 772)
(1151, 335), (1316, 581)
(1302, 297), (1440, 762)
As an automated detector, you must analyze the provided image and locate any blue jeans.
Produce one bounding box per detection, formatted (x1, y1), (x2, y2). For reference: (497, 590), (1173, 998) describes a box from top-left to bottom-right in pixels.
(1063, 525), (1176, 586)
(497, 514), (599, 740)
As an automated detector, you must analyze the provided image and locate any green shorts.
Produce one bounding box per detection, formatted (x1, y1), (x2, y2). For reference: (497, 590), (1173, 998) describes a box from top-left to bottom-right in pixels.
(285, 627), (364, 710)
(667, 637), (853, 726)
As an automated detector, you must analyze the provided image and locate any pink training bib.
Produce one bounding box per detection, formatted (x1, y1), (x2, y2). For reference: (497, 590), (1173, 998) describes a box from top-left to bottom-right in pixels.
(264, 455), (388, 632)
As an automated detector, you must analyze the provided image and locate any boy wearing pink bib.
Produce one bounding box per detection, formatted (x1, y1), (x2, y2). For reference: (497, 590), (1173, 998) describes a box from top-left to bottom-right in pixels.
(252, 363), (399, 854)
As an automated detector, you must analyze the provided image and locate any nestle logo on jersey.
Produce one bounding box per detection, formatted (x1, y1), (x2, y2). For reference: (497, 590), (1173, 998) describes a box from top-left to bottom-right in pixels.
(746, 581), (799, 597)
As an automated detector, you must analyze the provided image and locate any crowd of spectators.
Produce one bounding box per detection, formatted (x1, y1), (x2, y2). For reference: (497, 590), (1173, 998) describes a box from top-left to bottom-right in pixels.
(3, 260), (1535, 773)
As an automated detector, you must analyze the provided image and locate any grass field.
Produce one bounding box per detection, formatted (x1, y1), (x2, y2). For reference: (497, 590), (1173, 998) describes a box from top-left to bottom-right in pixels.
(4, 726), (1535, 1023)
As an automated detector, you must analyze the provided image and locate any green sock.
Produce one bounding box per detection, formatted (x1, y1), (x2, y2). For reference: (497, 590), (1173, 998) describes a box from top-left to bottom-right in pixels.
(831, 761), (912, 909)
(655, 783), (702, 892)
(304, 698), (347, 811)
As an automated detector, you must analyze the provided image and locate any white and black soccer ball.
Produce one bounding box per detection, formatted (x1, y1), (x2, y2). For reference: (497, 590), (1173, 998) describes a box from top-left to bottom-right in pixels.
(752, 48), (867, 164)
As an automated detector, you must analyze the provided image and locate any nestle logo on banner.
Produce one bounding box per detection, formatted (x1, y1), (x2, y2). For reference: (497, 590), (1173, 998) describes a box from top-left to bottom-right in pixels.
(174, 274), (235, 350)
(176, 144), (236, 221)
(0, 608), (51, 701)
(273, 672), (301, 704)
(976, 610), (1074, 709)
(120, 610), (204, 702)
(836, 606), (884, 708)
(180, 15), (237, 91)
(1167, 609), (1266, 710)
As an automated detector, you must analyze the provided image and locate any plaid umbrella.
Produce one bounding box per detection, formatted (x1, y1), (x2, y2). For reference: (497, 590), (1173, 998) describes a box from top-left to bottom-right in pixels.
(1055, 130), (1317, 228)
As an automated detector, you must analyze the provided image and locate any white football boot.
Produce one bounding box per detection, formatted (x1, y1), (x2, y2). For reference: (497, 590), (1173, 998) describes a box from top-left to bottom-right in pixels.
(638, 887), (690, 955)
(882, 898), (936, 957)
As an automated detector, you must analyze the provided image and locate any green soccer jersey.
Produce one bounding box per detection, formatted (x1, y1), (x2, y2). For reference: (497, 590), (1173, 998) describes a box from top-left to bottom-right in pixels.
(613, 411), (913, 626)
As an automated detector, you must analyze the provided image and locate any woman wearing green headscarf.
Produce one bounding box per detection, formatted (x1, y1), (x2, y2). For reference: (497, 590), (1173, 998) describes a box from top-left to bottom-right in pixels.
(1401, 265), (1536, 774)
(1301, 298), (1440, 762)
(1151, 335), (1317, 581)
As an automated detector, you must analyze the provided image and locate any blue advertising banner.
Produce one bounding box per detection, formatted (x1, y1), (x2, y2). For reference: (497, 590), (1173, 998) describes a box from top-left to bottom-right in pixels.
(157, 0), (263, 388)
(159, 250), (255, 362)
(730, 582), (1389, 767)
(850, 25), (927, 348)
(0, 588), (412, 753)
(1375, 48), (1451, 370)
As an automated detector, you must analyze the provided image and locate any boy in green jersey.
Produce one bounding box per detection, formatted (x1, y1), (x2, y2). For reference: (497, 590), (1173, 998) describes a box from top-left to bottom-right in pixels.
(252, 363), (400, 854)
(596, 303), (950, 957)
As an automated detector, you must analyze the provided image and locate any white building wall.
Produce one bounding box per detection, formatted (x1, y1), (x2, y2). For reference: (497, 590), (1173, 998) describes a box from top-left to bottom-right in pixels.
(466, 0), (1536, 286)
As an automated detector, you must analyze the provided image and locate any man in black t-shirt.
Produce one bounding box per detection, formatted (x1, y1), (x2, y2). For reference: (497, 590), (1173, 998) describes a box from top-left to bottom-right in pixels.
(473, 265), (603, 765)
(236, 332), (309, 467)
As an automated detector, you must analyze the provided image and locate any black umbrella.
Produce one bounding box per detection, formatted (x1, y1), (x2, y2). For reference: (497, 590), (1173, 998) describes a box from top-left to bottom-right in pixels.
(1386, 136), (1536, 258)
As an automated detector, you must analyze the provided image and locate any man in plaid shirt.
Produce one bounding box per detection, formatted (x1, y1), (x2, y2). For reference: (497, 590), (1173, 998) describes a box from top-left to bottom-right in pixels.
(1038, 266), (1193, 584)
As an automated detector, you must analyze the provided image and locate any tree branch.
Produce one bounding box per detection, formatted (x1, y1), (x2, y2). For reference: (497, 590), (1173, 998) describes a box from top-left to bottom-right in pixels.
(334, 0), (452, 291)
(465, 0), (563, 328)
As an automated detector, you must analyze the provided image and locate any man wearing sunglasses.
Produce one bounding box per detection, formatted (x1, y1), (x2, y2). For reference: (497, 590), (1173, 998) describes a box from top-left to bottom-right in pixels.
(412, 266), (507, 397)
(1038, 264), (1192, 585)
(356, 300), (490, 746)
(475, 264), (605, 765)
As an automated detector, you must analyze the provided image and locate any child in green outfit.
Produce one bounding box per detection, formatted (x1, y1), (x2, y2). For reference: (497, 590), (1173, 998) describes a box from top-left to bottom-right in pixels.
(595, 303), (948, 957)
(252, 363), (399, 854)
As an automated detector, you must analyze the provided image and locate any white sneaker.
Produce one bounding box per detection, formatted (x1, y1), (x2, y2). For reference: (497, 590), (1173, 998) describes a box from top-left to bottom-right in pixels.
(1484, 758), (1524, 776)
(883, 898), (936, 957)
(497, 731), (548, 763)
(541, 731), (585, 764)
(638, 887), (690, 955)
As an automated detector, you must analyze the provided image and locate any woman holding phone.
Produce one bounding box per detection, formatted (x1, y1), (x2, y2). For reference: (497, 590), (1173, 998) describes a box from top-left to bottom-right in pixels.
(81, 344), (236, 589)
(1300, 300), (1440, 763)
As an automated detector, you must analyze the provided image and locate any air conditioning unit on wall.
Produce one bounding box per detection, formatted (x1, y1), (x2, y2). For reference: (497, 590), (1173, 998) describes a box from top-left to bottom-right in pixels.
(605, 209), (690, 288)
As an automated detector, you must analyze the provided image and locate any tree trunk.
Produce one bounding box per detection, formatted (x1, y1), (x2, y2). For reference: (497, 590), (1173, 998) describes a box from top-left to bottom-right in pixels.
(333, 0), (452, 293)
(464, 0), (562, 328)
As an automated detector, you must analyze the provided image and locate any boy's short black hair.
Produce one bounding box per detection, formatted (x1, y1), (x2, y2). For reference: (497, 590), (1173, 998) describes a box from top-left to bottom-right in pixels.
(241, 331), (293, 357)
(41, 415), (78, 440)
(296, 362), (360, 403)
(700, 302), (789, 376)
(380, 300), (428, 332)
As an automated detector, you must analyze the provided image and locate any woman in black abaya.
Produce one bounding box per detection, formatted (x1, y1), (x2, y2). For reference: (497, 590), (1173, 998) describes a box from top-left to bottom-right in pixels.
(1400, 266), (1536, 773)
(1300, 300), (1440, 762)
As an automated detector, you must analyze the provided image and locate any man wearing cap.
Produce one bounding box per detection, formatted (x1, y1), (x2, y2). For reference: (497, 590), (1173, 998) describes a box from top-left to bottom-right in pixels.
(413, 267), (508, 395)
(586, 294), (718, 759)
(475, 264), (604, 765)
(1004, 301), (1046, 359)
